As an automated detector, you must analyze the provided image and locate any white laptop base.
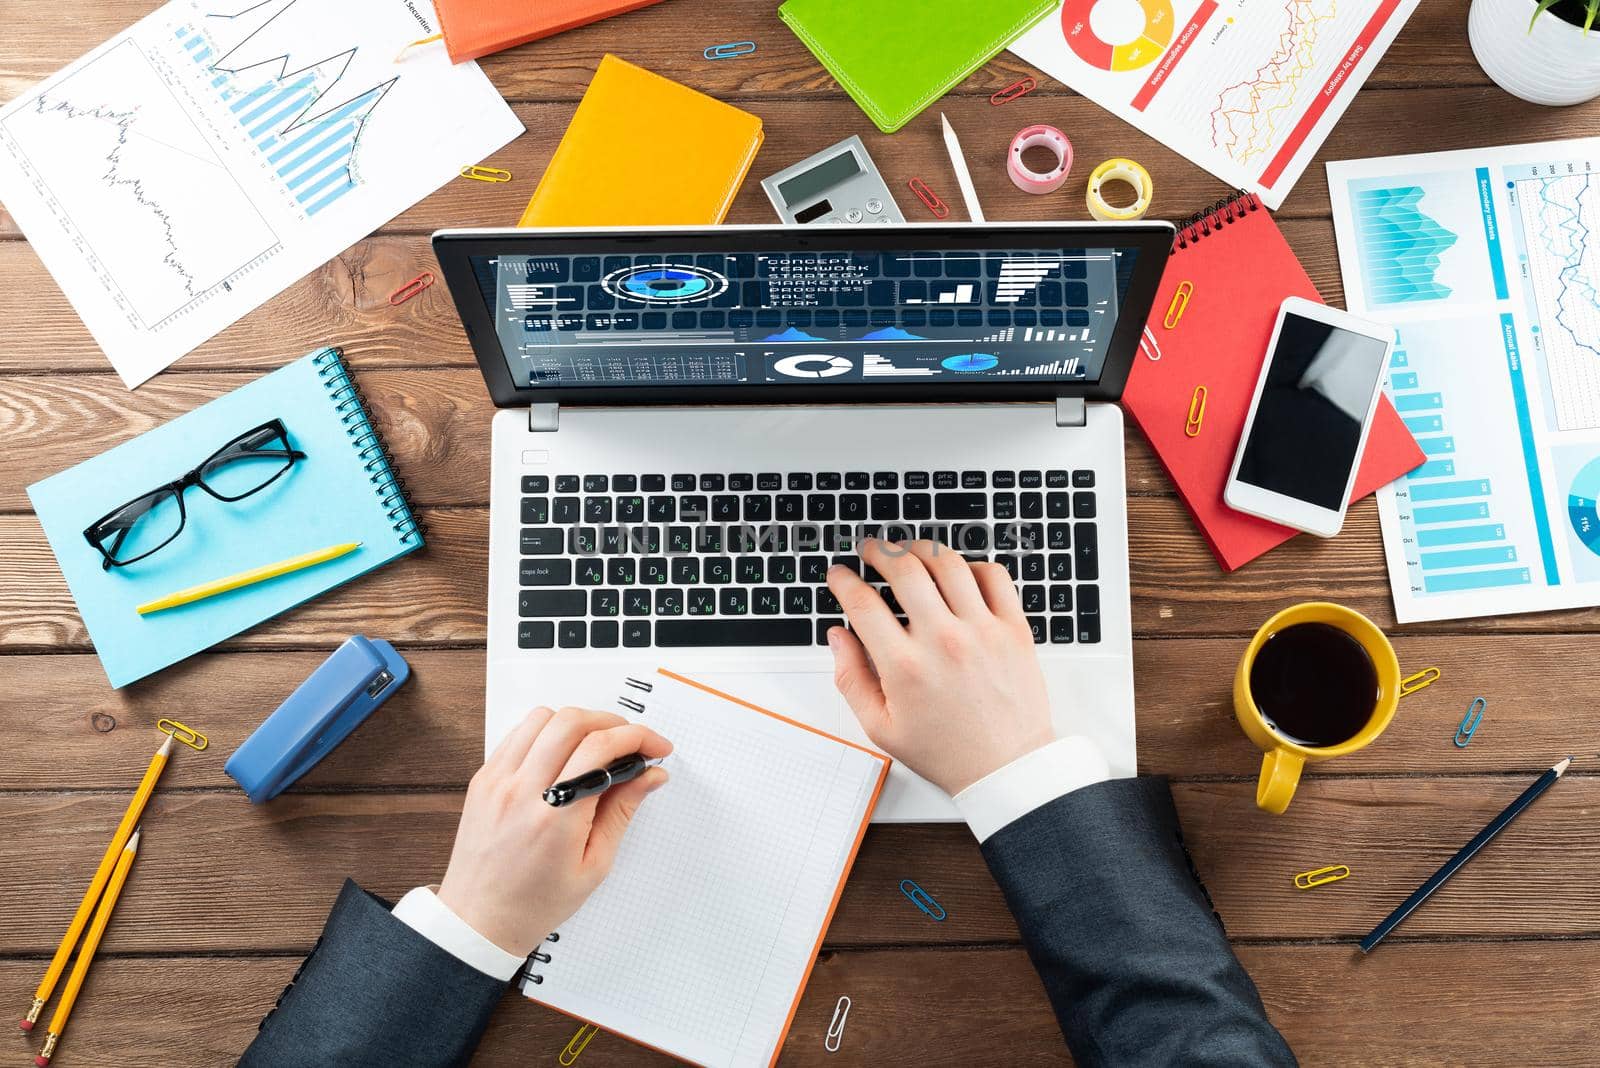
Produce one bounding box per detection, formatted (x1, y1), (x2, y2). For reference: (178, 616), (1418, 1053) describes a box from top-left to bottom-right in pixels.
(485, 402), (1136, 821)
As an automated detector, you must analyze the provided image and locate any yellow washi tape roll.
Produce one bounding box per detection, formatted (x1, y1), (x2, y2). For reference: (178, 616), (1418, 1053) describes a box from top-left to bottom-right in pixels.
(1086, 158), (1154, 222)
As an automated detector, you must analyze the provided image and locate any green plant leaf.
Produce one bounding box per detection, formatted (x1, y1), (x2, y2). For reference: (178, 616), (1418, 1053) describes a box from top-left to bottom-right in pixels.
(1530, 0), (1564, 31)
(1588, 0), (1598, 34)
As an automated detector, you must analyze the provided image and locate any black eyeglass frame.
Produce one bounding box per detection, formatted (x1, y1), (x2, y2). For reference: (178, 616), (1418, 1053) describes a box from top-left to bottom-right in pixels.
(82, 418), (307, 570)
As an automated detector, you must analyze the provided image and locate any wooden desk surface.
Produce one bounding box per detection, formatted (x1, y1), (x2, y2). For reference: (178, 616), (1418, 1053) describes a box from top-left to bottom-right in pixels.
(3, 2), (1598, 1064)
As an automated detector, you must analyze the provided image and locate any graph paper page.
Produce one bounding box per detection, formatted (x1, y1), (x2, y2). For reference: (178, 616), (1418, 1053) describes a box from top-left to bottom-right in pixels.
(525, 670), (887, 1067)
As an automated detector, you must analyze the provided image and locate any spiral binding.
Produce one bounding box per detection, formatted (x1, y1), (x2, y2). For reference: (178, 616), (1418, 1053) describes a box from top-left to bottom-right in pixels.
(312, 348), (425, 545)
(1173, 190), (1261, 251)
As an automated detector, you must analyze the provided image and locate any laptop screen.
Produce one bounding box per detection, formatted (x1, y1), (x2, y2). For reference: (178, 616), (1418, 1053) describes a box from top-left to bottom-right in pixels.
(464, 243), (1144, 390)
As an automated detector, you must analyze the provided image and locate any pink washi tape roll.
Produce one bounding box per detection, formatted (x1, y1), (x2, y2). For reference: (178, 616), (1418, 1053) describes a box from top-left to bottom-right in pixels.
(1007, 124), (1073, 194)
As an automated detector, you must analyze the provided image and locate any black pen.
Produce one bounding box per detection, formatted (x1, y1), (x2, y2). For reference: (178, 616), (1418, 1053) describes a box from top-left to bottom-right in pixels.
(543, 753), (659, 807)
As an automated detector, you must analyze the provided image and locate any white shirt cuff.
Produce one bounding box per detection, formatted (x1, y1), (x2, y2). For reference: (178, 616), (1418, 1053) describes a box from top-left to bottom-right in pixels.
(391, 887), (525, 982)
(952, 736), (1113, 843)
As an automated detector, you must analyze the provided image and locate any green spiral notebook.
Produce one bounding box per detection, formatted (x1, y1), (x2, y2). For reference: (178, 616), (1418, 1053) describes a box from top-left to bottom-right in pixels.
(27, 349), (423, 687)
(778, 0), (1055, 132)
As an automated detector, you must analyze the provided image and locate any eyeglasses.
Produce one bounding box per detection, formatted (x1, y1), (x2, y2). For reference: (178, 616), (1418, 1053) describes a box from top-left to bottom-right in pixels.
(84, 419), (307, 570)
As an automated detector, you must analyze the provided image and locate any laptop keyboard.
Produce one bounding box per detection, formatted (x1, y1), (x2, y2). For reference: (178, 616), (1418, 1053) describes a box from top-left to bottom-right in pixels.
(514, 469), (1103, 651)
(519, 254), (1095, 335)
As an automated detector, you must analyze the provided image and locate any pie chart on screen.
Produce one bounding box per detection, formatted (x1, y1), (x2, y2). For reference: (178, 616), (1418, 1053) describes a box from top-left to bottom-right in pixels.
(942, 353), (999, 372)
(1062, 0), (1175, 72)
(1568, 457), (1600, 556)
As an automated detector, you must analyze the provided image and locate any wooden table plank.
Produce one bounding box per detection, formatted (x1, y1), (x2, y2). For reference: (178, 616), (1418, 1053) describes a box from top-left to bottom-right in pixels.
(3, 635), (1593, 792)
(3, 940), (1596, 1067)
(2, 779), (1595, 955)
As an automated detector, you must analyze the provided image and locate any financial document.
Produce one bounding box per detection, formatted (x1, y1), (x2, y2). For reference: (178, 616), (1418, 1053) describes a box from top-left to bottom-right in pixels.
(1330, 139), (1600, 622)
(0, 0), (521, 386)
(1011, 0), (1419, 209)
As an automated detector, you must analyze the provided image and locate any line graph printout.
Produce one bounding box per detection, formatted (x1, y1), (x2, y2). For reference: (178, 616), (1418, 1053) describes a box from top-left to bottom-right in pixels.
(0, 0), (521, 386)
(1330, 139), (1600, 622)
(1010, 0), (1420, 208)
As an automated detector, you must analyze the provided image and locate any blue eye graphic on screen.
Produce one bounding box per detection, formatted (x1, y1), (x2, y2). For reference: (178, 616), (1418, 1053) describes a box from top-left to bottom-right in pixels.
(603, 264), (730, 305)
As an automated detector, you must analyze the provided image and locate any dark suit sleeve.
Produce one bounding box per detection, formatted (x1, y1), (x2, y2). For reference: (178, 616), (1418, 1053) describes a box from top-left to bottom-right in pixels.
(238, 880), (509, 1068)
(980, 777), (1296, 1067)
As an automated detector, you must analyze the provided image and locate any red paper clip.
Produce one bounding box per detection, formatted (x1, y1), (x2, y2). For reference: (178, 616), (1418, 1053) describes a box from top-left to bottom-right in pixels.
(990, 77), (1036, 105)
(388, 271), (435, 306)
(908, 178), (950, 219)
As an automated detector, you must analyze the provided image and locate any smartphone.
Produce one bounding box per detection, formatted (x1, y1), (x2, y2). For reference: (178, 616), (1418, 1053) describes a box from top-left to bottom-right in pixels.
(1224, 296), (1395, 538)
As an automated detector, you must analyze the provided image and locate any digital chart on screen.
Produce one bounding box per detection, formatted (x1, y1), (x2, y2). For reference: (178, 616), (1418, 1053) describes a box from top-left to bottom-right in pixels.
(1010, 0), (1420, 208)
(0, 0), (521, 386)
(1330, 138), (1600, 622)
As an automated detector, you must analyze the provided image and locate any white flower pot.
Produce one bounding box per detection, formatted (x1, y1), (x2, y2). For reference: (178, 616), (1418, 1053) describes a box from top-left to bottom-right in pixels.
(1469, 0), (1600, 105)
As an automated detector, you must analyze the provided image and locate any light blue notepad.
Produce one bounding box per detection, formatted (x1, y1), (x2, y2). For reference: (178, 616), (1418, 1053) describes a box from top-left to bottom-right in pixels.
(28, 349), (424, 687)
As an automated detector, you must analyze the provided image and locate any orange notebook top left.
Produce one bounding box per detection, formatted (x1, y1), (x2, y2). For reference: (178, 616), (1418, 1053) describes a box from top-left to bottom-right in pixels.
(518, 54), (764, 228)
(521, 669), (888, 1067)
(431, 0), (669, 63)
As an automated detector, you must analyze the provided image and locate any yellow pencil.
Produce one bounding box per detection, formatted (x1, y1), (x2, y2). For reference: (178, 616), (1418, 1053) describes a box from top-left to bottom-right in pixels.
(34, 830), (141, 1066)
(135, 541), (361, 616)
(22, 735), (171, 1033)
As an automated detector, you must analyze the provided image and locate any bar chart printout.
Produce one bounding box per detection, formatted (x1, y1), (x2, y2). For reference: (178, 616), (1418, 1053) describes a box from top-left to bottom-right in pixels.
(1330, 138), (1600, 622)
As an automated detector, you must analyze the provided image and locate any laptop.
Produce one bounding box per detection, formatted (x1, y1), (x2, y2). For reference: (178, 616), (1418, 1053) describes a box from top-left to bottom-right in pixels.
(432, 223), (1173, 820)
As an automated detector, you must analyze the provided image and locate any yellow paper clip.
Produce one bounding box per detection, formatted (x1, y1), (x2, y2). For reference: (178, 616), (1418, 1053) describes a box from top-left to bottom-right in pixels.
(460, 165), (512, 183)
(1185, 385), (1207, 438)
(1293, 864), (1351, 890)
(1139, 325), (1163, 362)
(158, 718), (209, 751)
(1399, 666), (1441, 697)
(1164, 280), (1194, 328)
(559, 1023), (599, 1065)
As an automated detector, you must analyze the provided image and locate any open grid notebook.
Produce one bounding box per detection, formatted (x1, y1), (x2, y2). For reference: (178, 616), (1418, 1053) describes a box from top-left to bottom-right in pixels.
(520, 670), (890, 1067)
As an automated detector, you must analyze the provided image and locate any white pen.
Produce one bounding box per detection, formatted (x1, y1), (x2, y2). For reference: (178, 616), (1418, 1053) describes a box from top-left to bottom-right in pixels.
(940, 113), (985, 223)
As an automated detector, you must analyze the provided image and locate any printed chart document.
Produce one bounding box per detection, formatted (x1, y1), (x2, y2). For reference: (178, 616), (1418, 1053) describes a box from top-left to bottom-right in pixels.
(0, 0), (521, 386)
(1011, 0), (1419, 209)
(1329, 138), (1600, 622)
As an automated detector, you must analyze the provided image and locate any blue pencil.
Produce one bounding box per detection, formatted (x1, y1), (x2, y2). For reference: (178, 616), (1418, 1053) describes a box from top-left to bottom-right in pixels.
(1360, 756), (1571, 952)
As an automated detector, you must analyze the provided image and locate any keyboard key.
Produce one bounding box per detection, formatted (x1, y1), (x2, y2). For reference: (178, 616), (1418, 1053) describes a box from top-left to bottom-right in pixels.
(1022, 585), (1046, 612)
(599, 527), (627, 555)
(519, 591), (586, 617)
(751, 473), (779, 491)
(640, 558), (669, 585)
(712, 495), (740, 522)
(700, 474), (725, 491)
(1049, 585), (1073, 613)
(720, 588), (749, 615)
(995, 554), (1019, 578)
(1074, 491), (1097, 519)
(696, 526), (722, 553)
(735, 557), (764, 584)
(933, 471), (959, 490)
(705, 557), (733, 584)
(1021, 492), (1043, 519)
(647, 496), (676, 522)
(522, 475), (549, 494)
(839, 494), (868, 521)
(765, 556), (797, 584)
(800, 556), (830, 583)
(1027, 616), (1047, 644)
(553, 497), (580, 523)
(871, 494), (900, 520)
(753, 587), (782, 615)
(1047, 492), (1071, 519)
(556, 475), (580, 493)
(817, 619), (846, 645)
(743, 495), (772, 522)
(1050, 617), (1074, 644)
(1075, 523), (1099, 581)
(559, 621), (586, 649)
(816, 587), (842, 614)
(729, 473), (754, 492)
(776, 494), (803, 521)
(589, 620), (618, 648)
(1047, 523), (1071, 551)
(622, 620), (651, 648)
(612, 475), (637, 493)
(521, 528), (564, 555)
(617, 496), (645, 523)
(576, 560), (605, 585)
(1048, 554), (1072, 582)
(788, 473), (814, 491)
(520, 560), (572, 586)
(818, 473), (842, 491)
(655, 620), (811, 647)
(832, 555), (860, 574)
(518, 621), (555, 648)
(1019, 470), (1043, 489)
(671, 473), (695, 491)
(844, 472), (870, 490)
(584, 475), (609, 493)
(993, 493), (1017, 520)
(934, 494), (988, 520)
(655, 588), (684, 616)
(584, 497), (612, 523)
(591, 589), (619, 617)
(961, 471), (987, 489)
(872, 472), (899, 490)
(608, 559), (636, 585)
(785, 587), (813, 614)
(623, 589), (651, 616)
(641, 474), (666, 492)
(807, 495), (837, 521)
(903, 494), (932, 520)
(1021, 555), (1046, 581)
(686, 588), (717, 616)
(958, 525), (990, 552)
(667, 527), (694, 554)
(1019, 523), (1045, 552)
(1073, 470), (1096, 488)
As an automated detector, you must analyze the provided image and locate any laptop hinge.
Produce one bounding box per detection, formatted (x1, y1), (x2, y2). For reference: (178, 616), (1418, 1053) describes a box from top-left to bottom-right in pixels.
(1055, 396), (1086, 428)
(528, 403), (559, 433)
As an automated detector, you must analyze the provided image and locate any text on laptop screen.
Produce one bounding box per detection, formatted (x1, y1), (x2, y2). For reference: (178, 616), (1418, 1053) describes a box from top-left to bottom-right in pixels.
(469, 246), (1141, 389)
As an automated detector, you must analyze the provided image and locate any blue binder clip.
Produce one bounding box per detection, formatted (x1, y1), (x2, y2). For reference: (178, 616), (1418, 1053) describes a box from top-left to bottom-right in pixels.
(225, 636), (410, 803)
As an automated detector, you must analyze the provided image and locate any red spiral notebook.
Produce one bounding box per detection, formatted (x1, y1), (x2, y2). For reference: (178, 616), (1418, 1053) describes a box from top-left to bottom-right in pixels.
(1122, 192), (1425, 572)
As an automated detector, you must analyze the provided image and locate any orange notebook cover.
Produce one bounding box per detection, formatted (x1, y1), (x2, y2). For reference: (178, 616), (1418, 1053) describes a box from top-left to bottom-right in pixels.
(517, 55), (763, 228)
(431, 0), (670, 63)
(523, 669), (889, 1068)
(1124, 193), (1425, 571)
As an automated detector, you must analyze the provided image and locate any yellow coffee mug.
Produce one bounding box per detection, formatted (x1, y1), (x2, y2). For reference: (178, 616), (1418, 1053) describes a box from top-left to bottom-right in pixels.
(1234, 602), (1420, 814)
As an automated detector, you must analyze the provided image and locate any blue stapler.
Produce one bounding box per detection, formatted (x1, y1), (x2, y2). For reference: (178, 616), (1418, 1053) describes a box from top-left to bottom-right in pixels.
(225, 635), (410, 803)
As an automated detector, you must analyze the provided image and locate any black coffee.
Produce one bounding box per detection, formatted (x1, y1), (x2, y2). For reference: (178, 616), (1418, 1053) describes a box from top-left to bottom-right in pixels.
(1248, 622), (1379, 747)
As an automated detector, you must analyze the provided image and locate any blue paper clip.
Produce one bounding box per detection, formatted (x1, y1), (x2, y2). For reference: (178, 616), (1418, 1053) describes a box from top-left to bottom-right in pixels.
(1454, 696), (1486, 748)
(705, 40), (756, 60)
(898, 878), (947, 921)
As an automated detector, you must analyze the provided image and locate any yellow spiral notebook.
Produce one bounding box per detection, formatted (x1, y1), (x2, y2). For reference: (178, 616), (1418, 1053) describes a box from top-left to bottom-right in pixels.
(517, 55), (763, 227)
